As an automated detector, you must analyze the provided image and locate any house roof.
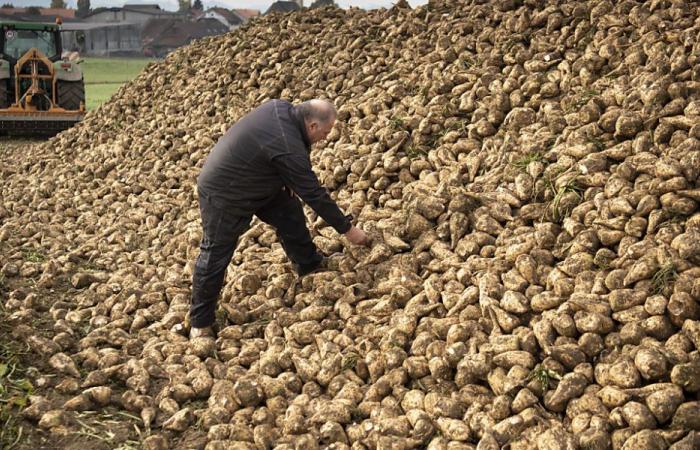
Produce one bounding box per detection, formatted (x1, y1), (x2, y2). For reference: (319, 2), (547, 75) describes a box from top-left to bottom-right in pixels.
(123, 4), (162, 11)
(190, 9), (206, 19)
(180, 19), (227, 39)
(309, 0), (336, 8)
(142, 18), (227, 49)
(233, 9), (260, 20)
(60, 22), (139, 30)
(85, 6), (178, 19)
(207, 7), (243, 26)
(265, 1), (301, 15)
(141, 18), (176, 43)
(0, 7), (76, 19)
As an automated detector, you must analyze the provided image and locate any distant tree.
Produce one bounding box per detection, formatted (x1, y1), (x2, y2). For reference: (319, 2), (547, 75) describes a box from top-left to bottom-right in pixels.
(76, 0), (90, 17)
(178, 0), (191, 13)
(1, 3), (14, 8)
(26, 5), (41, 14)
(192, 0), (203, 10)
(49, 0), (66, 8)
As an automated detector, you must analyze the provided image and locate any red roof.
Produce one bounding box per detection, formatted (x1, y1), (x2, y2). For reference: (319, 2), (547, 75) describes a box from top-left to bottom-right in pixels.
(233, 9), (260, 20)
(0, 7), (76, 18)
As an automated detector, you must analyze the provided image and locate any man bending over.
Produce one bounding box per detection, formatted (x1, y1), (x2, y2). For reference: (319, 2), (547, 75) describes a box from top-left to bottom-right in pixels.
(190, 99), (369, 338)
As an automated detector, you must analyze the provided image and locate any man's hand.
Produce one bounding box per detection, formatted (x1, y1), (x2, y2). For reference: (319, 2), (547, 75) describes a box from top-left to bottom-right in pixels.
(344, 226), (370, 246)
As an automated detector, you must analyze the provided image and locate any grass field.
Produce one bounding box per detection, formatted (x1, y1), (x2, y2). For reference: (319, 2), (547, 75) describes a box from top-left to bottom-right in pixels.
(81, 57), (155, 110)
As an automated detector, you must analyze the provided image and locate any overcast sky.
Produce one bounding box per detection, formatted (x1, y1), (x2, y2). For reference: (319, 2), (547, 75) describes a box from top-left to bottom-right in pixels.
(8, 0), (428, 12)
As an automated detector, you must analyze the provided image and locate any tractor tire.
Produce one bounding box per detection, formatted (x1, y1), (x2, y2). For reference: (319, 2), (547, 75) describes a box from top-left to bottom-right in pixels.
(57, 79), (85, 111)
(0, 80), (9, 109)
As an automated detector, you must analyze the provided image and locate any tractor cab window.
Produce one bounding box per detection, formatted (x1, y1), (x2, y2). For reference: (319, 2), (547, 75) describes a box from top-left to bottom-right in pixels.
(3, 30), (58, 60)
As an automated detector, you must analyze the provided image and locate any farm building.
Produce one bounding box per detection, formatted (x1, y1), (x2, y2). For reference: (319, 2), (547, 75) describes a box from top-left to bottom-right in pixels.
(83, 4), (184, 29)
(60, 22), (141, 57)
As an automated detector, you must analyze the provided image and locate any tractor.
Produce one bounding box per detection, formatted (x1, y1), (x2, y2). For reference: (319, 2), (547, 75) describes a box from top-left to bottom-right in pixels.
(0, 20), (85, 135)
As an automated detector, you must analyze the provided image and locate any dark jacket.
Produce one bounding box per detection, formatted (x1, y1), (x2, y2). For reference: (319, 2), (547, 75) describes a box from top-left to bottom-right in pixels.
(197, 99), (352, 234)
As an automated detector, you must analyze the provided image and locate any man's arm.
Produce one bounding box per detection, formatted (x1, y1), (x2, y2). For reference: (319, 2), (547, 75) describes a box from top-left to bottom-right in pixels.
(271, 152), (352, 234)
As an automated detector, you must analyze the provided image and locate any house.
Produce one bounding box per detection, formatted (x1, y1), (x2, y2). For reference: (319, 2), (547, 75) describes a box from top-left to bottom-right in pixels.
(84, 4), (183, 30)
(142, 18), (228, 57)
(200, 7), (244, 31)
(265, 1), (303, 15)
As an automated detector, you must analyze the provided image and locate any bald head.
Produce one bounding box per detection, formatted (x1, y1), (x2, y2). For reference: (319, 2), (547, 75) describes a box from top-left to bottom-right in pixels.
(297, 99), (337, 144)
(297, 99), (337, 124)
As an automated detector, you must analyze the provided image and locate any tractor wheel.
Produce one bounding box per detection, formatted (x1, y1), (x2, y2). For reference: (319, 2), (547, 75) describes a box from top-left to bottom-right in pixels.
(0, 80), (9, 109)
(57, 79), (85, 111)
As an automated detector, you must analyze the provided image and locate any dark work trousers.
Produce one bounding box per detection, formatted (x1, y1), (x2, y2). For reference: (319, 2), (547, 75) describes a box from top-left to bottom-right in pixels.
(190, 189), (323, 328)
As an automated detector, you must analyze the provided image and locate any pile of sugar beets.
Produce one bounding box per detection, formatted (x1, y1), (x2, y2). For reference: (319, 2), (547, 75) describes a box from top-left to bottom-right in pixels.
(1, 0), (700, 448)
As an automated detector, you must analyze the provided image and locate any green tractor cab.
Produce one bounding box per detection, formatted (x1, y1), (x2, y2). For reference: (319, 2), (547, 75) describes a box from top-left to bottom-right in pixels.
(0, 21), (86, 135)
